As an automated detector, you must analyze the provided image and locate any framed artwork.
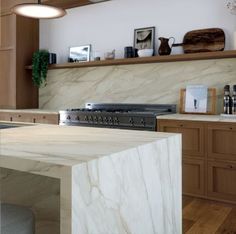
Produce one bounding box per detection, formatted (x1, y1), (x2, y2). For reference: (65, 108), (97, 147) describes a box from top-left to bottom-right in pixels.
(179, 86), (217, 115)
(69, 45), (91, 62)
(134, 27), (155, 50)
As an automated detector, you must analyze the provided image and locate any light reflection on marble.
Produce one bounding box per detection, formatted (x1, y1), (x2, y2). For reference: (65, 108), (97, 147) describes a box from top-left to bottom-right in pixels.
(157, 113), (236, 122)
(40, 58), (236, 113)
(0, 125), (181, 234)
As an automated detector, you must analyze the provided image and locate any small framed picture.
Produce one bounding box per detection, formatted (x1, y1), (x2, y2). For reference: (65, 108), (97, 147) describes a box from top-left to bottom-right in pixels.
(179, 86), (217, 115)
(134, 27), (155, 50)
(69, 45), (91, 62)
(185, 85), (208, 113)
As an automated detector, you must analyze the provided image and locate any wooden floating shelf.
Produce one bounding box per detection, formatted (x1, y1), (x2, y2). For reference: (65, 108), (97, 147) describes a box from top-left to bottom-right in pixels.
(25, 50), (236, 70)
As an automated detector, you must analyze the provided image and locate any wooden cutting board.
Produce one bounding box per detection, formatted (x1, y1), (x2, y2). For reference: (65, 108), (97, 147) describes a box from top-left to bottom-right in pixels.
(173, 28), (225, 53)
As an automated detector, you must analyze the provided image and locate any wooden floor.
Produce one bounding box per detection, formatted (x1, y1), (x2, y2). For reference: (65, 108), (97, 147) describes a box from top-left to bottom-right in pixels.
(183, 196), (236, 234)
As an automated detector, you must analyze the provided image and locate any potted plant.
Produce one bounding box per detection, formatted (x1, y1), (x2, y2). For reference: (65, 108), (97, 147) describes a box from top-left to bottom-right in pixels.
(32, 50), (49, 87)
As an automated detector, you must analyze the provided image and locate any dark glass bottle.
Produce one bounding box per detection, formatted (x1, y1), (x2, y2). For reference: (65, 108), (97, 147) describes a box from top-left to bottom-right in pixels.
(223, 85), (232, 114)
(232, 85), (236, 115)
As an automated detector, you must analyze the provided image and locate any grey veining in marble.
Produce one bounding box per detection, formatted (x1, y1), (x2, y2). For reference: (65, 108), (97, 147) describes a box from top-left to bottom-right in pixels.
(39, 58), (236, 113)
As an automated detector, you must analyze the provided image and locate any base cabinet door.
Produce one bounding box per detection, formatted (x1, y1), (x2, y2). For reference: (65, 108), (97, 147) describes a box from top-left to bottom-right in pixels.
(208, 161), (236, 202)
(158, 120), (205, 157)
(183, 158), (205, 196)
(208, 123), (236, 161)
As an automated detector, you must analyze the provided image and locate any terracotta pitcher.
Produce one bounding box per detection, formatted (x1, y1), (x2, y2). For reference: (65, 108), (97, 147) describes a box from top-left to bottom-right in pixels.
(158, 37), (175, 56)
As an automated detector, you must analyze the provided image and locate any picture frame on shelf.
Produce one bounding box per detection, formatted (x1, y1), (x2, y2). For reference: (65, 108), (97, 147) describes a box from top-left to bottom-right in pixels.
(68, 45), (91, 63)
(179, 86), (216, 115)
(134, 26), (155, 50)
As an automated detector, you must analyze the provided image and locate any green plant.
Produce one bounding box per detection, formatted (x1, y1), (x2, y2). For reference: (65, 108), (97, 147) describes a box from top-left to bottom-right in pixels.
(32, 50), (49, 87)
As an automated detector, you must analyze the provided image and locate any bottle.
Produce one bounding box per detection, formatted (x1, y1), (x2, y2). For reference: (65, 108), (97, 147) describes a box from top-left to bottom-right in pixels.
(223, 85), (232, 114)
(232, 85), (236, 115)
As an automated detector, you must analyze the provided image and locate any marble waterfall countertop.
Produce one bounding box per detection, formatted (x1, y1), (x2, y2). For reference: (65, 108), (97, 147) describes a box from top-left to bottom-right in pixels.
(0, 124), (182, 234)
(157, 113), (236, 123)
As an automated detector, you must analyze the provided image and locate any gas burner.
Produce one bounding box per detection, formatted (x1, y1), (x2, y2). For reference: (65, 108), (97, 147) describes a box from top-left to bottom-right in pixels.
(60, 103), (176, 131)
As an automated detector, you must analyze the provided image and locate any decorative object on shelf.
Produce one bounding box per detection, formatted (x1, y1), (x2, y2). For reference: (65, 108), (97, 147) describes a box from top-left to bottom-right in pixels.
(173, 28), (225, 53)
(48, 53), (57, 65)
(158, 37), (175, 56)
(137, 49), (154, 57)
(134, 27), (155, 53)
(124, 46), (135, 58)
(32, 50), (49, 88)
(223, 85), (232, 115)
(227, 0), (236, 14)
(69, 45), (91, 63)
(179, 87), (216, 115)
(104, 50), (115, 60)
(12, 0), (66, 19)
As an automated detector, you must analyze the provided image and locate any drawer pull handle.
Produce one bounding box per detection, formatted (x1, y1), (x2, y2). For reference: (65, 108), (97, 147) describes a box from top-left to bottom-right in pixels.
(43, 116), (46, 119)
(230, 127), (233, 130)
(33, 118), (36, 123)
(18, 115), (21, 118)
(10, 117), (13, 121)
(180, 124), (184, 127)
(227, 165), (234, 169)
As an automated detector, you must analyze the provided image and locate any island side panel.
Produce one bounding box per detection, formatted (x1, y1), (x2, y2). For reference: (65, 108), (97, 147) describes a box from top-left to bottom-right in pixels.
(71, 134), (182, 234)
(0, 168), (60, 234)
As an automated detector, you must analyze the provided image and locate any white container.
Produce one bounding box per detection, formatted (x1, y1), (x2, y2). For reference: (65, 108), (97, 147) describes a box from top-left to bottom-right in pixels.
(234, 32), (236, 50)
(137, 49), (154, 57)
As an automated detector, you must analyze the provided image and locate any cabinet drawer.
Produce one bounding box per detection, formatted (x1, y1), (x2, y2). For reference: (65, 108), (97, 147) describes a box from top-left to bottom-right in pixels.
(183, 158), (205, 196)
(158, 120), (205, 157)
(207, 161), (236, 202)
(33, 114), (59, 125)
(11, 113), (33, 123)
(208, 124), (236, 161)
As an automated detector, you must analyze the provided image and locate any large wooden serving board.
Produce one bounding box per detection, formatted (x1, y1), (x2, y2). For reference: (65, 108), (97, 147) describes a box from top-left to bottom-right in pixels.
(173, 28), (225, 53)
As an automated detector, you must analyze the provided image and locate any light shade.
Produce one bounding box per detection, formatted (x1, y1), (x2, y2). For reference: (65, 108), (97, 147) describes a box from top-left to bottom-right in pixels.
(12, 3), (66, 19)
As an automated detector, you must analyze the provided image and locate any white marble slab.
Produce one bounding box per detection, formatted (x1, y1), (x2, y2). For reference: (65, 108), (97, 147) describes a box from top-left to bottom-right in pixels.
(39, 58), (236, 113)
(0, 125), (182, 234)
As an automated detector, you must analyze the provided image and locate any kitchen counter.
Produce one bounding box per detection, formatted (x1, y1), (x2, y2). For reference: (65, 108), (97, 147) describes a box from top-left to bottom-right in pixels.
(157, 113), (236, 123)
(0, 124), (181, 234)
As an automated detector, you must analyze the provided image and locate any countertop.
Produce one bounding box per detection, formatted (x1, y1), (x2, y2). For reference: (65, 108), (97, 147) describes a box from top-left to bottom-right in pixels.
(157, 113), (236, 123)
(0, 124), (182, 234)
(0, 124), (177, 167)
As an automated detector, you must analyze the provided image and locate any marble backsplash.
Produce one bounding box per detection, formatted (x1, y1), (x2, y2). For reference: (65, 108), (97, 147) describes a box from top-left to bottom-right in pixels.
(39, 58), (236, 113)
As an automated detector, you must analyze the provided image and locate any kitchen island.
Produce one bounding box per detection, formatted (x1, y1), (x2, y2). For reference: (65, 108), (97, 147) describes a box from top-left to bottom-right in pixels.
(0, 124), (181, 234)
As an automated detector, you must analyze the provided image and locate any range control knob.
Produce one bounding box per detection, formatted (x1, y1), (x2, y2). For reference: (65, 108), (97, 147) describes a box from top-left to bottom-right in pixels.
(104, 117), (108, 123)
(129, 118), (134, 125)
(94, 116), (98, 122)
(67, 115), (71, 120)
(109, 117), (113, 123)
(76, 116), (80, 121)
(114, 117), (119, 124)
(140, 118), (145, 126)
(98, 116), (103, 122)
(84, 116), (88, 121)
(89, 116), (93, 121)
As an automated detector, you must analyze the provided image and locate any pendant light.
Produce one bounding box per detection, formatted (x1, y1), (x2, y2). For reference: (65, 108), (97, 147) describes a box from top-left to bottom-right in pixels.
(12, 0), (66, 19)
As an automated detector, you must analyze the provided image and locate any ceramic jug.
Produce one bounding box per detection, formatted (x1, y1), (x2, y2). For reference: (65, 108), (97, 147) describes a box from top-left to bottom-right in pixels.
(158, 37), (175, 56)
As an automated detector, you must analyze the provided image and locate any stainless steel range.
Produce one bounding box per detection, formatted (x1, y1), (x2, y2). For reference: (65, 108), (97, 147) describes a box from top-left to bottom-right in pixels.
(59, 103), (176, 131)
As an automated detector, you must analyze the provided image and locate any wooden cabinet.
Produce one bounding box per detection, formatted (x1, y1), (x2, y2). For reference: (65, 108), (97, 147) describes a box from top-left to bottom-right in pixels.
(158, 119), (206, 198)
(208, 123), (236, 161)
(158, 120), (205, 157)
(0, 111), (59, 124)
(158, 118), (236, 204)
(183, 158), (205, 196)
(208, 161), (236, 202)
(0, 0), (39, 109)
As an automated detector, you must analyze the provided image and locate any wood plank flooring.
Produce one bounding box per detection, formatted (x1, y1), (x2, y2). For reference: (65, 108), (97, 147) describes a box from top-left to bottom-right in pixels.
(183, 196), (236, 234)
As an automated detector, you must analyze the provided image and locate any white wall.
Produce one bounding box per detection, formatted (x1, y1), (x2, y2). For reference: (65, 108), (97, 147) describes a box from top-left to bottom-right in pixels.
(40, 0), (236, 63)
